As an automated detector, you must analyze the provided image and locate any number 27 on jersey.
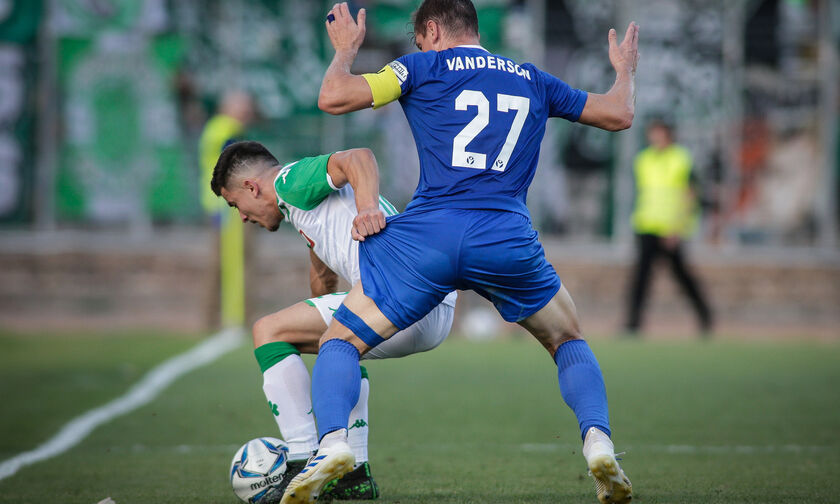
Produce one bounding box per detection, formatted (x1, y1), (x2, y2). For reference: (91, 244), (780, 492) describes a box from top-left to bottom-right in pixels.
(452, 90), (530, 172)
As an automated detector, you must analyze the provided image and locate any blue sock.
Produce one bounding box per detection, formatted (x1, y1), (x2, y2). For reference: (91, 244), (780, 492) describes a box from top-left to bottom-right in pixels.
(311, 339), (361, 441)
(554, 339), (611, 440)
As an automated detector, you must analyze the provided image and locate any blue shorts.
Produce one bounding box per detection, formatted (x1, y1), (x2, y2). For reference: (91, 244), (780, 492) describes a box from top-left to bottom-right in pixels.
(358, 208), (561, 330)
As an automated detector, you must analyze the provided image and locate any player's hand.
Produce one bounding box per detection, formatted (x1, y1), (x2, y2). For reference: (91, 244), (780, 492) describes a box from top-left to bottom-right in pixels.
(608, 22), (640, 76)
(352, 207), (386, 241)
(325, 2), (366, 54)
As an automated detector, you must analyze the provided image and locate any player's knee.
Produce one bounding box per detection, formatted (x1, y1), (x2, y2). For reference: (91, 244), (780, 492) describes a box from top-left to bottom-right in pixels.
(556, 312), (583, 340)
(252, 315), (293, 348)
(319, 308), (375, 355)
(328, 304), (389, 354)
(318, 330), (356, 347)
(318, 331), (368, 356)
(562, 311), (582, 336)
(541, 325), (582, 353)
(318, 332), (340, 347)
(557, 325), (583, 344)
(251, 316), (271, 348)
(525, 313), (583, 355)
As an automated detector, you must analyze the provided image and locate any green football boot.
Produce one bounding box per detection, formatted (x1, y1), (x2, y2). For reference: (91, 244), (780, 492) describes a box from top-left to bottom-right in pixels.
(319, 462), (380, 501)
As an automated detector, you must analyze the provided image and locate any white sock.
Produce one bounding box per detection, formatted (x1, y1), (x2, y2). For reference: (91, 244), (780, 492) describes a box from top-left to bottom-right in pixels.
(320, 428), (348, 450)
(582, 426), (614, 461)
(347, 377), (370, 465)
(262, 355), (318, 460)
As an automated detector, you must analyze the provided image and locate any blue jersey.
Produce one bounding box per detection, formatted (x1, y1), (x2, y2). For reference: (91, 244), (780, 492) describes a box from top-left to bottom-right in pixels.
(390, 45), (587, 216)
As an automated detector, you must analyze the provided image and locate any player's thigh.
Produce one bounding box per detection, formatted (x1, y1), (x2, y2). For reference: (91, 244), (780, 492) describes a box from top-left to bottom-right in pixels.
(460, 210), (561, 323)
(252, 301), (328, 353)
(321, 281), (400, 355)
(362, 302), (454, 360)
(518, 284), (582, 355)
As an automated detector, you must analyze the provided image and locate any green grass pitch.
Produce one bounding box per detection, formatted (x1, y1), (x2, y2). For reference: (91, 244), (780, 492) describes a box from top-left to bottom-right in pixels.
(0, 330), (838, 503)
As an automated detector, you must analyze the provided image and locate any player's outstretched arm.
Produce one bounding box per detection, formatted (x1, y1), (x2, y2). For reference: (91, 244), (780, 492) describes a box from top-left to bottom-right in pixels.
(309, 249), (339, 297)
(578, 22), (639, 132)
(318, 2), (374, 115)
(327, 148), (386, 241)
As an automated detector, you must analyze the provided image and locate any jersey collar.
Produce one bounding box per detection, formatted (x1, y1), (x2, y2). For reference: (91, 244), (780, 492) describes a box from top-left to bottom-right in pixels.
(456, 44), (489, 52)
(272, 166), (289, 208)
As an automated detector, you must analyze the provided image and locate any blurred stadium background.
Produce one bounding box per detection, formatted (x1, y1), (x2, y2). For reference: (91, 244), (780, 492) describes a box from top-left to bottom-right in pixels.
(0, 0), (838, 337)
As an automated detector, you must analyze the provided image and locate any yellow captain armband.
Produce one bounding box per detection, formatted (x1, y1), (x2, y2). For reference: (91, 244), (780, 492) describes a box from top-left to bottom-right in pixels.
(362, 64), (403, 109)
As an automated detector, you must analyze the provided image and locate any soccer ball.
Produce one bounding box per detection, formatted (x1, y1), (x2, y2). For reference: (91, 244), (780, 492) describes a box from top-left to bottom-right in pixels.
(230, 437), (290, 503)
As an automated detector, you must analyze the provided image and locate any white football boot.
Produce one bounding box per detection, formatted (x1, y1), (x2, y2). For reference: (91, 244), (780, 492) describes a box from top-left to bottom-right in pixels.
(280, 433), (355, 504)
(582, 427), (633, 504)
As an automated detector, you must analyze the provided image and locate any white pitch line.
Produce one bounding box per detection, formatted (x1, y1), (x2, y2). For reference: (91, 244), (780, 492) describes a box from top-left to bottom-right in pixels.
(0, 327), (245, 482)
(519, 443), (831, 455)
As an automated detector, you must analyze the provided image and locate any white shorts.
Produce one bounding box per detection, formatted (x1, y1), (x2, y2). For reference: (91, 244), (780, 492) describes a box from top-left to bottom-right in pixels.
(304, 292), (455, 360)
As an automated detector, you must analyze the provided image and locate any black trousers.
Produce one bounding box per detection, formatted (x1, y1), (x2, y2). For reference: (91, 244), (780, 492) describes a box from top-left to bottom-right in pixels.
(625, 233), (712, 332)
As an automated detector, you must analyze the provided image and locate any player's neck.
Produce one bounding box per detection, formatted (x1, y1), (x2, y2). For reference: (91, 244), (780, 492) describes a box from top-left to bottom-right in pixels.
(266, 165), (282, 197)
(440, 35), (481, 51)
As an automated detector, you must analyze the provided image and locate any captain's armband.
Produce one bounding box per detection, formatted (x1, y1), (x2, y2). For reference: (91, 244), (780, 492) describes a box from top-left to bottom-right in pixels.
(361, 63), (405, 109)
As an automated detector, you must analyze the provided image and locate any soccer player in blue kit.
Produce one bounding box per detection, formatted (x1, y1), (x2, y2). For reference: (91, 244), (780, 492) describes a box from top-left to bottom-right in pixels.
(282, 1), (639, 503)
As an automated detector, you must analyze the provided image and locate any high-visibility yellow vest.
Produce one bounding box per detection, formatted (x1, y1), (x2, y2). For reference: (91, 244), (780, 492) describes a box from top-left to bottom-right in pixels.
(198, 114), (244, 213)
(198, 113), (246, 327)
(631, 144), (696, 237)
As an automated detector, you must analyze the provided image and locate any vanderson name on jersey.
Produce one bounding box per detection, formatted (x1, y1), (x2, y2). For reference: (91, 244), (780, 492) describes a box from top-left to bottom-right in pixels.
(444, 53), (532, 80)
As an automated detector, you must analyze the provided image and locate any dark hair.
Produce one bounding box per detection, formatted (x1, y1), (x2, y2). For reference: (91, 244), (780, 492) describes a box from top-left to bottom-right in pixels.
(210, 141), (279, 196)
(412, 0), (479, 39)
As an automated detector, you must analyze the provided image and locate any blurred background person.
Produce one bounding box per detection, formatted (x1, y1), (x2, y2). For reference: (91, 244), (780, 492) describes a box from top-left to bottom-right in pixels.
(199, 90), (256, 329)
(625, 119), (713, 337)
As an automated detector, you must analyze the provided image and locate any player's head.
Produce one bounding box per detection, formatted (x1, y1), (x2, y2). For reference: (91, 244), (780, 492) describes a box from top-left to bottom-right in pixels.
(211, 141), (284, 231)
(412, 0), (479, 51)
(646, 118), (674, 149)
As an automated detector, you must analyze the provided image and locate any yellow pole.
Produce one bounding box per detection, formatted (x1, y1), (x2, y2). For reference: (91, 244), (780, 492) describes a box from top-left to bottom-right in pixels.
(199, 114), (248, 329)
(220, 206), (245, 327)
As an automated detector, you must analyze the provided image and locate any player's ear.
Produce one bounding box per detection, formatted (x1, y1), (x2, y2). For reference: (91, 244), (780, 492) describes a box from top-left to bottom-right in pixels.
(426, 20), (439, 44)
(243, 179), (260, 198)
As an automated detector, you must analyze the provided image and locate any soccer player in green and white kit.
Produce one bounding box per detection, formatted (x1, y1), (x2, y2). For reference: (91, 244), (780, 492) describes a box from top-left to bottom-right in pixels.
(211, 141), (456, 501)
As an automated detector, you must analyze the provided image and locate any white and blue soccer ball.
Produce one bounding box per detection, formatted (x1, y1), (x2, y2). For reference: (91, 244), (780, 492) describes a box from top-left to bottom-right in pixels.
(230, 437), (290, 503)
